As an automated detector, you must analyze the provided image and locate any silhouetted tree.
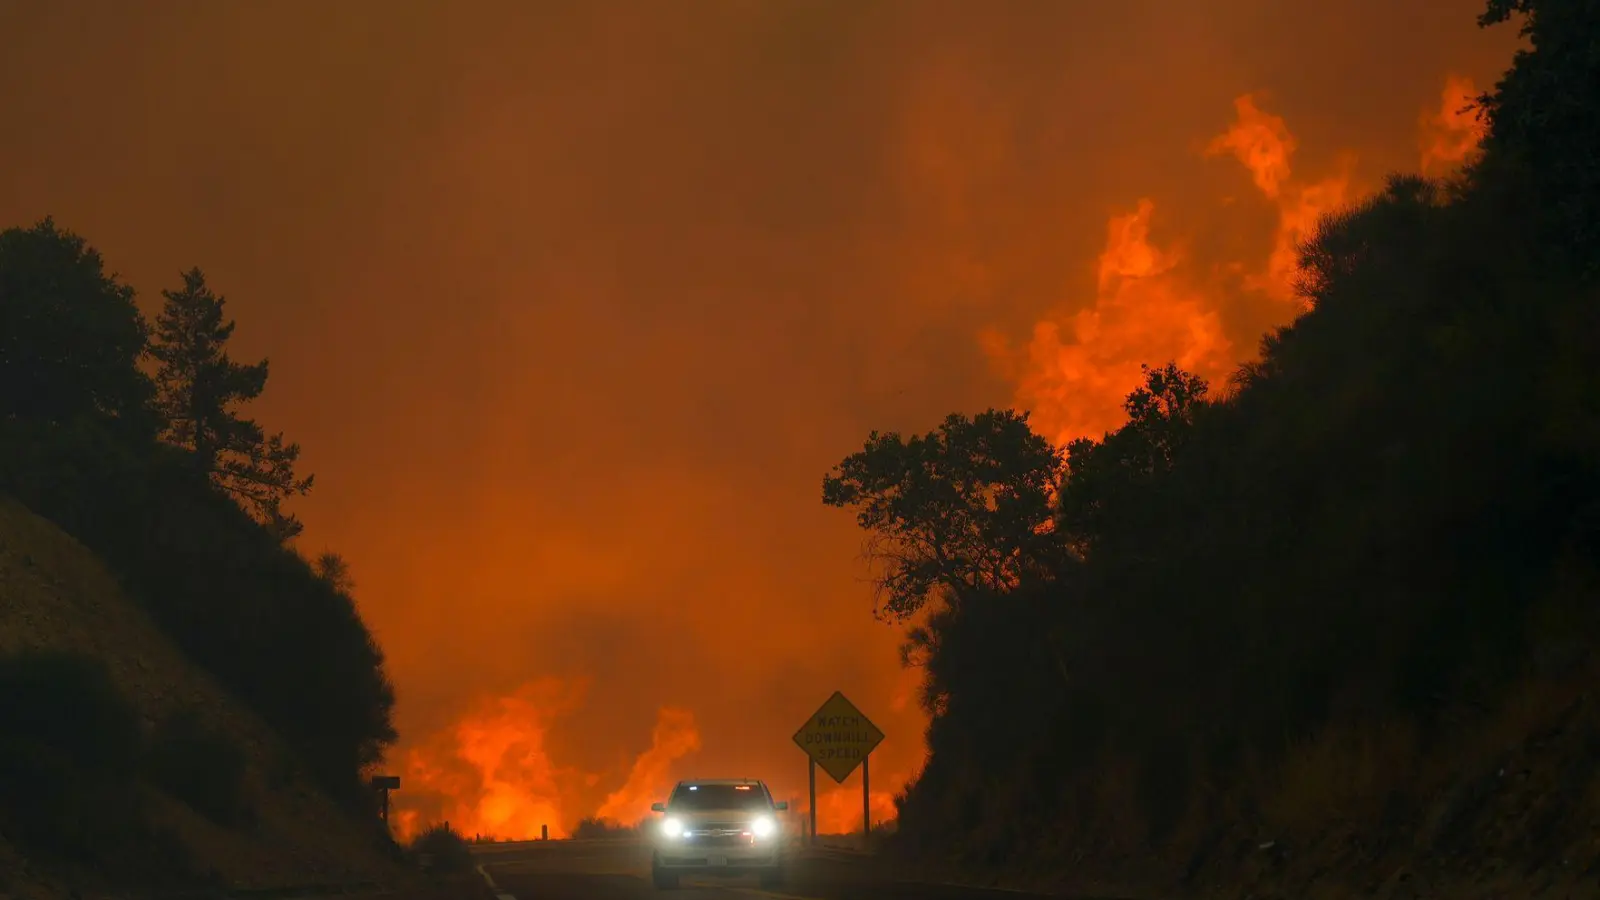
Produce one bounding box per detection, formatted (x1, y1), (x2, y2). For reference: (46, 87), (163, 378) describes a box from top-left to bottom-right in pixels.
(0, 218), (155, 435)
(0, 225), (394, 811)
(149, 268), (313, 540)
(1476, 0), (1600, 277)
(823, 409), (1073, 712)
(1056, 362), (1208, 558)
(829, 0), (1600, 874)
(821, 409), (1065, 621)
(314, 551), (355, 594)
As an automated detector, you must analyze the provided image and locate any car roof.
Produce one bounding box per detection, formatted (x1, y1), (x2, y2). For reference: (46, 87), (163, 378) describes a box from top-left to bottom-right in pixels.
(674, 778), (768, 786)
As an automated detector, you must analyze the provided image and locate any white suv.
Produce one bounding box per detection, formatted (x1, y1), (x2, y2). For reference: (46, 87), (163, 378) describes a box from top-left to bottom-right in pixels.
(648, 778), (789, 890)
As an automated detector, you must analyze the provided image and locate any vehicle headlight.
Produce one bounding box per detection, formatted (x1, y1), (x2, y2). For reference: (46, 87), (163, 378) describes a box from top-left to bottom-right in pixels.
(750, 816), (776, 838)
(660, 817), (685, 838)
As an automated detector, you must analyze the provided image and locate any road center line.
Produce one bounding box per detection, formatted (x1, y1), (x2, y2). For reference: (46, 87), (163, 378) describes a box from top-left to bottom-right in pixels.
(477, 861), (515, 900)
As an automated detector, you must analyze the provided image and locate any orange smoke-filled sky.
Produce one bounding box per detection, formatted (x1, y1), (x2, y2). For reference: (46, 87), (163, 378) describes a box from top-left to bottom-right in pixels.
(0, 0), (1516, 837)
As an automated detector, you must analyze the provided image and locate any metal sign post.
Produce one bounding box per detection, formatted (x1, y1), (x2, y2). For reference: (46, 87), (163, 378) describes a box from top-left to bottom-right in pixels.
(862, 754), (870, 845)
(791, 691), (884, 847)
(808, 758), (817, 846)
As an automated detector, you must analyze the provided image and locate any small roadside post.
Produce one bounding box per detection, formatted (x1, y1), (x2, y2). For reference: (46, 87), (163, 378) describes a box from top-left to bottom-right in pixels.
(791, 690), (885, 848)
(370, 774), (401, 827)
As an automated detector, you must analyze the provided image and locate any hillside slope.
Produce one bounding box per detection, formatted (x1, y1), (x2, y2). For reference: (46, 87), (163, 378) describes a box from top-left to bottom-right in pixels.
(1078, 671), (1599, 900)
(0, 496), (409, 898)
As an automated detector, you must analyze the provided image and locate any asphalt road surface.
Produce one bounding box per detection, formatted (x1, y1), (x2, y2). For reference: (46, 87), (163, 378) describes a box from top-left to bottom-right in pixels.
(473, 839), (1065, 900)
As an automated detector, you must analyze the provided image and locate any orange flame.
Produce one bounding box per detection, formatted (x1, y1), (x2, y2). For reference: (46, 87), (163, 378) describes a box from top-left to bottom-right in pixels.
(391, 678), (587, 842)
(1206, 94), (1297, 200)
(815, 777), (901, 834)
(1207, 93), (1355, 305)
(391, 808), (421, 843)
(990, 197), (1233, 446)
(592, 707), (703, 825)
(990, 91), (1363, 448)
(1419, 74), (1488, 177)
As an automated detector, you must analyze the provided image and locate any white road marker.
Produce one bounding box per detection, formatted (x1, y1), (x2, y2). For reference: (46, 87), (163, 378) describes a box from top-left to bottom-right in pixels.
(478, 861), (515, 899)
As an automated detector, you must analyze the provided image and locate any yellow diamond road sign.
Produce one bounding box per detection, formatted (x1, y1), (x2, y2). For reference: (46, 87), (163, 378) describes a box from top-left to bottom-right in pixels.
(792, 690), (884, 784)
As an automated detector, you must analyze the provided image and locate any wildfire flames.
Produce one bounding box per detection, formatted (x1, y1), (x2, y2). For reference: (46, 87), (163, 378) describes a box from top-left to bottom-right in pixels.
(1206, 93), (1357, 307)
(1420, 74), (1489, 177)
(392, 678), (588, 842)
(391, 682), (706, 843)
(388, 71), (1489, 844)
(815, 782), (901, 832)
(592, 707), (703, 825)
(990, 196), (1232, 446)
(988, 91), (1359, 447)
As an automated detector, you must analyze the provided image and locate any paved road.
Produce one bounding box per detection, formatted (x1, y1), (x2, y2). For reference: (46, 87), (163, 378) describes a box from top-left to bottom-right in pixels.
(473, 839), (1064, 900)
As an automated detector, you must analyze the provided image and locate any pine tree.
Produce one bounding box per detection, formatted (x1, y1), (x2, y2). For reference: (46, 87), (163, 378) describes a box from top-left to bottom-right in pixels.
(149, 268), (313, 540)
(313, 551), (355, 594)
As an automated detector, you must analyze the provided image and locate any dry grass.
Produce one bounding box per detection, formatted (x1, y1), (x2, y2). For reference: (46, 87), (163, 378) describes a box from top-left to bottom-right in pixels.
(1262, 718), (1421, 835)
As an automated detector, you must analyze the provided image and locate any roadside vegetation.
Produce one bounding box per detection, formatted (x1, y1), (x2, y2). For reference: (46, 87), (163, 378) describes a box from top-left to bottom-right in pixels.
(0, 650), (194, 886)
(572, 817), (641, 840)
(822, 0), (1600, 893)
(0, 221), (397, 809)
(408, 823), (475, 874)
(145, 707), (255, 828)
(0, 207), (399, 889)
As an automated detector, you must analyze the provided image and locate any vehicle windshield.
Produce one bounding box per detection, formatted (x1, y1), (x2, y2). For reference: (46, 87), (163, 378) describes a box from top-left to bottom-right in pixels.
(668, 783), (771, 812)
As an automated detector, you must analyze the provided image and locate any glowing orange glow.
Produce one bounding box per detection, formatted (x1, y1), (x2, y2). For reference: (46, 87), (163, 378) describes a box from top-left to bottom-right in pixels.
(991, 92), (1366, 447)
(1207, 94), (1298, 200)
(1259, 160), (1357, 304)
(0, 2), (1517, 853)
(1208, 94), (1357, 305)
(1419, 74), (1488, 176)
(593, 707), (702, 824)
(391, 808), (421, 843)
(393, 678), (587, 842)
(816, 779), (901, 833)
(991, 197), (1233, 446)
(888, 664), (921, 715)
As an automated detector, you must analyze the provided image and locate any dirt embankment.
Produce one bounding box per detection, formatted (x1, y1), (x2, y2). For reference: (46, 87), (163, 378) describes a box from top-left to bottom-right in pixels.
(0, 498), (416, 899)
(1181, 686), (1600, 900)
(889, 665), (1600, 900)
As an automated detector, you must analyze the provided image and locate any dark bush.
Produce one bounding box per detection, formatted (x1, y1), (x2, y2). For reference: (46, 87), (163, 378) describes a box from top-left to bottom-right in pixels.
(0, 215), (397, 811)
(818, 0), (1600, 875)
(572, 817), (637, 839)
(0, 419), (397, 808)
(409, 823), (474, 873)
(0, 651), (143, 857)
(146, 708), (253, 827)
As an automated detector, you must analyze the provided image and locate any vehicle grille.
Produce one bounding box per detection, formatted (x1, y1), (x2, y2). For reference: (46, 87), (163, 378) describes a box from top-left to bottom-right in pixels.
(683, 822), (753, 847)
(689, 834), (748, 847)
(696, 822), (744, 832)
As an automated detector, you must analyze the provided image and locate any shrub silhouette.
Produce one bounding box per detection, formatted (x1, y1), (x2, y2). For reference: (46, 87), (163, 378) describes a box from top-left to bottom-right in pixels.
(573, 817), (637, 839)
(146, 707), (253, 827)
(0, 218), (397, 808)
(409, 823), (474, 873)
(0, 651), (143, 858)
